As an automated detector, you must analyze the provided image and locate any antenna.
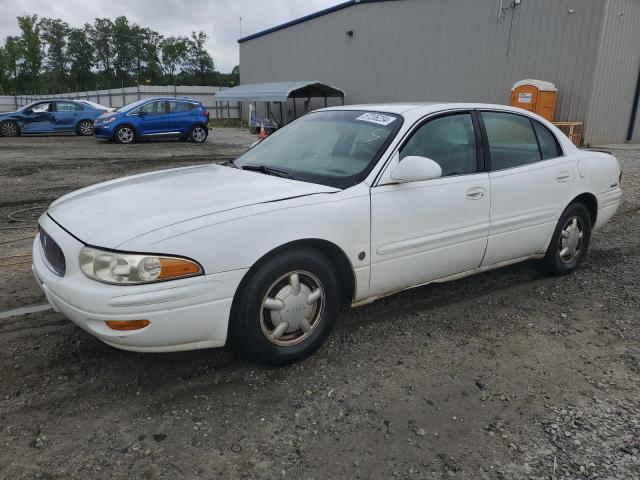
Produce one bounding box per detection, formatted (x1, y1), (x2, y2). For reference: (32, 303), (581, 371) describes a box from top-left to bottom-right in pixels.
(239, 16), (242, 37)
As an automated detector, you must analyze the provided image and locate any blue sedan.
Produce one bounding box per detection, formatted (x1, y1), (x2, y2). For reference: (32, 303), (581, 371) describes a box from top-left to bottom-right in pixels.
(0, 99), (108, 137)
(93, 97), (210, 144)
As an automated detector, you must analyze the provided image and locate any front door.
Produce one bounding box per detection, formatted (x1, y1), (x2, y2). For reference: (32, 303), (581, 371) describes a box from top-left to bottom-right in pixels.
(20, 102), (55, 133)
(136, 100), (169, 136)
(479, 110), (574, 266)
(370, 112), (490, 297)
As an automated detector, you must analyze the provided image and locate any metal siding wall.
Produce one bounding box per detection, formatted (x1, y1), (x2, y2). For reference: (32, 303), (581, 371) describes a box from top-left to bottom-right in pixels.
(240, 0), (621, 137)
(585, 0), (640, 144)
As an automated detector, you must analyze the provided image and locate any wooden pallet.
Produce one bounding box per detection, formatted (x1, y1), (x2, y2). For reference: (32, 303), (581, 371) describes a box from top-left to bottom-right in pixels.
(553, 122), (583, 146)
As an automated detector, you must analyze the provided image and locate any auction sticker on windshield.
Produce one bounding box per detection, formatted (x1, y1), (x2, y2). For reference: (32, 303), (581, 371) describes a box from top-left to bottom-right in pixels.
(355, 112), (397, 126)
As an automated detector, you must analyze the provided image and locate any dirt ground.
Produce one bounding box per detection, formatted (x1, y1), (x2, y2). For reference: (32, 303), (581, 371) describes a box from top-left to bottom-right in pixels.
(0, 132), (639, 479)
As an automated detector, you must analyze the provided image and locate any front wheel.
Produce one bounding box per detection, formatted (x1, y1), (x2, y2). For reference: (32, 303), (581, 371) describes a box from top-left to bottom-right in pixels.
(114, 125), (135, 144)
(1, 121), (20, 137)
(231, 249), (341, 365)
(189, 125), (208, 143)
(77, 120), (94, 136)
(542, 203), (592, 275)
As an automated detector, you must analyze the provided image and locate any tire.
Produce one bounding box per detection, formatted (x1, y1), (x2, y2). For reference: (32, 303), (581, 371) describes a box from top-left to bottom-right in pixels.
(542, 203), (592, 275)
(189, 125), (208, 143)
(1, 121), (20, 137)
(114, 125), (136, 144)
(77, 120), (94, 136)
(231, 248), (341, 365)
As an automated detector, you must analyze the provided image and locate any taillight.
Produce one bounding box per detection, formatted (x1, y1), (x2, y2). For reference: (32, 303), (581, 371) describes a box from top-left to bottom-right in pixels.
(204, 110), (210, 121)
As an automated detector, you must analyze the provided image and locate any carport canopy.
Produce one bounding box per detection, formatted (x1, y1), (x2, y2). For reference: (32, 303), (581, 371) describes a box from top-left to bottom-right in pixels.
(213, 81), (345, 103)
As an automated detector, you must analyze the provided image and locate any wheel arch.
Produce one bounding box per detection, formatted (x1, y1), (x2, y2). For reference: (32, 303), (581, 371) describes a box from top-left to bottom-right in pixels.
(568, 192), (598, 226)
(1, 119), (21, 136)
(113, 122), (137, 140)
(76, 118), (95, 132)
(230, 238), (357, 321)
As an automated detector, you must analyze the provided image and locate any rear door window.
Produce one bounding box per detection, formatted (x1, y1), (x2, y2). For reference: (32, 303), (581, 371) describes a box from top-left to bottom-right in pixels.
(168, 101), (195, 113)
(481, 111), (541, 170)
(55, 101), (79, 112)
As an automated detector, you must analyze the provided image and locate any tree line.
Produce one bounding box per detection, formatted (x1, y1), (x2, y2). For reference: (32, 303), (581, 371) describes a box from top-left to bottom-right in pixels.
(0, 15), (239, 95)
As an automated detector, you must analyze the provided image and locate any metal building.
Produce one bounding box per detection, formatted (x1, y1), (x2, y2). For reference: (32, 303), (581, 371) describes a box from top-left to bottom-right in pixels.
(239, 0), (640, 144)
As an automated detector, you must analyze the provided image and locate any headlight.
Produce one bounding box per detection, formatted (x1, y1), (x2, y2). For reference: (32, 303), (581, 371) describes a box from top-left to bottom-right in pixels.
(103, 117), (117, 123)
(79, 247), (202, 284)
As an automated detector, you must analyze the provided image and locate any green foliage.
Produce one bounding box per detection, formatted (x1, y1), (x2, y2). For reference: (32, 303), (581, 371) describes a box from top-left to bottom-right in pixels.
(0, 15), (234, 94)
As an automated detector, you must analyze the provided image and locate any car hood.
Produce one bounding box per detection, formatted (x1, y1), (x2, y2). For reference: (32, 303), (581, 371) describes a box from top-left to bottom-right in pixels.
(47, 164), (338, 248)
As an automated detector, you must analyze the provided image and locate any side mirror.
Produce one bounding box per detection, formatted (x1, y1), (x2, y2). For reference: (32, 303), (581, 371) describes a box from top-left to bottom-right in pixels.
(24, 109), (33, 115)
(390, 156), (442, 182)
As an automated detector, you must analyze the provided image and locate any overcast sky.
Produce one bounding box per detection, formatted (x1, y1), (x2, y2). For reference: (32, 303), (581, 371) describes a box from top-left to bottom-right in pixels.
(0, 0), (340, 72)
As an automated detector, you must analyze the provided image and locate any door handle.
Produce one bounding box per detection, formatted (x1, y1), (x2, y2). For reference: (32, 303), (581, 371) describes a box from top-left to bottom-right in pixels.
(466, 187), (485, 200)
(556, 171), (571, 182)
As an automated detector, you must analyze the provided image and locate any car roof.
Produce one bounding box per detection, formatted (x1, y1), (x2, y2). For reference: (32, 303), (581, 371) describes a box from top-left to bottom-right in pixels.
(320, 102), (540, 117)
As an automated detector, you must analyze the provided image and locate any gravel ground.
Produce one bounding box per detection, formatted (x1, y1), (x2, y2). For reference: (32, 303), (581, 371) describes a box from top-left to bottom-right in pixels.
(0, 133), (638, 479)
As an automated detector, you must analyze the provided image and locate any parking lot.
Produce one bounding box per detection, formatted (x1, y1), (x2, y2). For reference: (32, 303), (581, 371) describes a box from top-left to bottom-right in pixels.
(0, 133), (639, 479)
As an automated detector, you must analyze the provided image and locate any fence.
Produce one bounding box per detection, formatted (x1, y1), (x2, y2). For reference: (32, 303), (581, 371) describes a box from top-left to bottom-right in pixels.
(0, 85), (240, 119)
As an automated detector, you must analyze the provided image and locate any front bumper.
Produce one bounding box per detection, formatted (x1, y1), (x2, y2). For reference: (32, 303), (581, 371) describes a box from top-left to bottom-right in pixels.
(32, 214), (247, 352)
(93, 124), (114, 138)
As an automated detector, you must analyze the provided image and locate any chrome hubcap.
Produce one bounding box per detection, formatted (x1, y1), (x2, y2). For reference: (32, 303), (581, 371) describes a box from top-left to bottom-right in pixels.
(192, 127), (206, 142)
(260, 271), (325, 346)
(80, 121), (93, 135)
(559, 216), (584, 263)
(118, 127), (134, 143)
(2, 122), (17, 136)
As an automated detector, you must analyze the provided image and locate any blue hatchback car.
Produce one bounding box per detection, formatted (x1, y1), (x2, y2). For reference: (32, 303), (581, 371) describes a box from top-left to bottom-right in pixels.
(0, 99), (107, 137)
(93, 97), (210, 144)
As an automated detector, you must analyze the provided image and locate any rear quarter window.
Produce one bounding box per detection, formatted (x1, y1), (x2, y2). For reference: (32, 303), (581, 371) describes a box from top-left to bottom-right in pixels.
(533, 121), (562, 159)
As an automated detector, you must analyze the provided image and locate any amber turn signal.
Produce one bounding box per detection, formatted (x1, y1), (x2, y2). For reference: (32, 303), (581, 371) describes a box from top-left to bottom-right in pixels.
(105, 319), (150, 331)
(158, 258), (201, 279)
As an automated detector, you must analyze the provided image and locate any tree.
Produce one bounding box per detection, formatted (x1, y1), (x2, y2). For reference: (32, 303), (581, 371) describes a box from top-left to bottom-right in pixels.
(1, 36), (22, 93)
(160, 36), (188, 83)
(17, 15), (43, 90)
(88, 18), (114, 80)
(184, 31), (214, 85)
(67, 25), (94, 87)
(40, 18), (71, 87)
(112, 16), (136, 83)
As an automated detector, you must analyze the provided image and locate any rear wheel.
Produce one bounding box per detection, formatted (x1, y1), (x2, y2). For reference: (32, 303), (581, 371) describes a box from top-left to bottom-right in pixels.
(114, 125), (135, 144)
(189, 125), (208, 143)
(77, 120), (94, 136)
(1, 121), (19, 137)
(542, 203), (592, 275)
(231, 249), (341, 365)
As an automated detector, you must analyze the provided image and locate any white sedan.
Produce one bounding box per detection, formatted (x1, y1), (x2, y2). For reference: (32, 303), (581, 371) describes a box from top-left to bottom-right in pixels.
(32, 103), (622, 364)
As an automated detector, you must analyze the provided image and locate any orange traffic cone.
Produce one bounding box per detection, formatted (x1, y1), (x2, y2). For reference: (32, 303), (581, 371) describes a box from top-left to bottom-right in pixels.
(258, 124), (267, 139)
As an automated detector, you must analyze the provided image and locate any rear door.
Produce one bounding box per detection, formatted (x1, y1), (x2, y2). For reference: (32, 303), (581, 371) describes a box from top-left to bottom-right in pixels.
(479, 110), (574, 266)
(20, 102), (55, 133)
(134, 100), (169, 136)
(53, 101), (81, 131)
(167, 100), (198, 136)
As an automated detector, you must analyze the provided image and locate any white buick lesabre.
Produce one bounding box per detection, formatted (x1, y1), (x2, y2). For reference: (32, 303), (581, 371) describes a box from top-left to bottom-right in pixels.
(32, 103), (622, 364)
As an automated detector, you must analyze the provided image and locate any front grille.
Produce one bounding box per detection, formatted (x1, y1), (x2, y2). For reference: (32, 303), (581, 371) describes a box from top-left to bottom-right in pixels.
(39, 227), (66, 276)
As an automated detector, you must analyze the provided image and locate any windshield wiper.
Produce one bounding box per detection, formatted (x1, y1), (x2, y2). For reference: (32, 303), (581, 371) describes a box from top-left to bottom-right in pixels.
(241, 164), (293, 179)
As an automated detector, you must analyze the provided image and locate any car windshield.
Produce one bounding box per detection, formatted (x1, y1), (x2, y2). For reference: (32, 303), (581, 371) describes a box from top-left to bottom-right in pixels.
(234, 110), (402, 189)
